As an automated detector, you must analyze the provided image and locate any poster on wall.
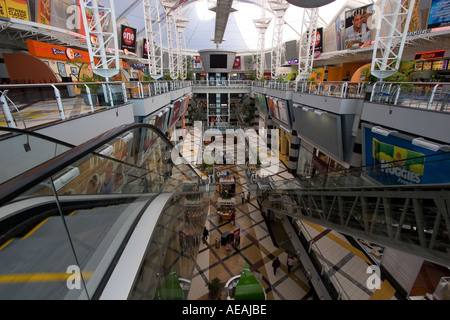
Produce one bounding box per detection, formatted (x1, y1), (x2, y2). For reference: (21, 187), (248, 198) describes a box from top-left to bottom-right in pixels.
(276, 99), (290, 126)
(232, 56), (241, 69)
(255, 93), (268, 114)
(143, 38), (149, 59)
(313, 27), (323, 58)
(363, 126), (450, 185)
(344, 4), (373, 49)
(169, 100), (182, 130)
(4, 0), (30, 20)
(36, 0), (50, 25)
(121, 25), (137, 53)
(427, 0), (450, 28)
(193, 56), (202, 69)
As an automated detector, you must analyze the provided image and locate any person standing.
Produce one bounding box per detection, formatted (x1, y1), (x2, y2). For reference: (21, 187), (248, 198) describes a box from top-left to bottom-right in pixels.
(202, 226), (209, 242)
(272, 257), (281, 275)
(287, 255), (294, 274)
(246, 192), (251, 203)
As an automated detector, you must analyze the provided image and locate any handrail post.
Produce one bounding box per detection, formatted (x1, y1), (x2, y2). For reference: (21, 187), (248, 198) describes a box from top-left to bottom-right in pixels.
(0, 90), (16, 128)
(106, 83), (114, 108)
(428, 84), (439, 110)
(370, 82), (378, 102)
(51, 85), (66, 121)
(84, 85), (95, 112)
(121, 82), (128, 103)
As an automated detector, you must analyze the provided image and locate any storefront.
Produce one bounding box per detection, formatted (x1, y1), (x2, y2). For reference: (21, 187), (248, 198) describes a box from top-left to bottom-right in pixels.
(26, 39), (92, 82)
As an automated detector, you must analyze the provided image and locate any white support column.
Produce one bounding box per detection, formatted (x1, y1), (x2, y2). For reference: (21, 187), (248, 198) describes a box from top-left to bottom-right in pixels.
(269, 0), (289, 79)
(253, 0), (271, 80)
(79, 0), (120, 80)
(371, 0), (415, 80)
(175, 14), (189, 80)
(297, 7), (318, 81)
(162, 1), (179, 80)
(143, 0), (164, 79)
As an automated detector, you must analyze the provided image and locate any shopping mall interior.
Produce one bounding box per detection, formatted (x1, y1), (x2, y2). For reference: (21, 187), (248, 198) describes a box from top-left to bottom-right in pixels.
(0, 0), (449, 303)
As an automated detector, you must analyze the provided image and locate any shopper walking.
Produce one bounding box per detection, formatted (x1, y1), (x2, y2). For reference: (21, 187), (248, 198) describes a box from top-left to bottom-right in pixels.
(272, 257), (281, 275)
(287, 255), (294, 274)
(202, 227), (209, 242)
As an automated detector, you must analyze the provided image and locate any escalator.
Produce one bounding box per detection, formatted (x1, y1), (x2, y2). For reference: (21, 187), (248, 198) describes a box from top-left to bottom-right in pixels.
(0, 124), (206, 299)
(259, 152), (450, 267)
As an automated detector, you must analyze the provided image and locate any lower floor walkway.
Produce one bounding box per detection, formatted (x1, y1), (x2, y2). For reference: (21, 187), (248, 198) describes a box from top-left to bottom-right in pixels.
(181, 124), (404, 300)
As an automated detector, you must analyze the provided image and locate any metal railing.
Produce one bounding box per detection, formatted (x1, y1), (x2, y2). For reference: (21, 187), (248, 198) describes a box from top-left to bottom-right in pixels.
(0, 80), (192, 130)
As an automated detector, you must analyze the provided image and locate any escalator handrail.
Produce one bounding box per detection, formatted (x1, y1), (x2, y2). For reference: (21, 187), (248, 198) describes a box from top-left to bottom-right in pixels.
(0, 123), (203, 206)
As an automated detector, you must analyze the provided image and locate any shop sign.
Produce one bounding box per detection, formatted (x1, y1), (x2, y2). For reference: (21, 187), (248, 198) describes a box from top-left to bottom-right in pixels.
(26, 39), (90, 63)
(0, 0), (7, 17)
(121, 25), (137, 53)
(414, 50), (445, 60)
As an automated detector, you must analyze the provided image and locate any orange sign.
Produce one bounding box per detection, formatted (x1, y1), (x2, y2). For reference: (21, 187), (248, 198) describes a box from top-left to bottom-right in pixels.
(26, 39), (90, 63)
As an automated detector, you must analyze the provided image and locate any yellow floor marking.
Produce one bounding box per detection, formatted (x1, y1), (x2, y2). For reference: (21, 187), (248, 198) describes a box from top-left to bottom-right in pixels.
(0, 271), (93, 283)
(302, 221), (372, 264)
(22, 217), (50, 239)
(369, 280), (396, 300)
(0, 239), (14, 251)
(68, 211), (77, 216)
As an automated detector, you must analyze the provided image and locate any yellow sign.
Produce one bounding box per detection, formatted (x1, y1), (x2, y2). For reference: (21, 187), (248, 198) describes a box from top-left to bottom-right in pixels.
(5, 0), (29, 21)
(0, 0), (7, 17)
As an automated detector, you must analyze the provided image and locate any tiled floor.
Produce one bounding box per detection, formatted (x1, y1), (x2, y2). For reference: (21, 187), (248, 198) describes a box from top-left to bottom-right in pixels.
(179, 124), (404, 300)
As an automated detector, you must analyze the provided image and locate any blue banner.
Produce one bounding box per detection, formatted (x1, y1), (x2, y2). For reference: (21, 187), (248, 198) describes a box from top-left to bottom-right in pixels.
(364, 127), (450, 185)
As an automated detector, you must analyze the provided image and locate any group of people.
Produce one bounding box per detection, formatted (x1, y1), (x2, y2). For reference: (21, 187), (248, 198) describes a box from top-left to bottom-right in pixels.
(272, 255), (295, 276)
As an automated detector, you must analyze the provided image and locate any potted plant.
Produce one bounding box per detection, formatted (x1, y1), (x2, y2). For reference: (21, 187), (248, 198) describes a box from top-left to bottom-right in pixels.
(206, 277), (224, 300)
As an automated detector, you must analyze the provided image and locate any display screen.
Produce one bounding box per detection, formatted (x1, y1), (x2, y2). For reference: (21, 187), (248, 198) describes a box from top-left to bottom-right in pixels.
(210, 54), (227, 68)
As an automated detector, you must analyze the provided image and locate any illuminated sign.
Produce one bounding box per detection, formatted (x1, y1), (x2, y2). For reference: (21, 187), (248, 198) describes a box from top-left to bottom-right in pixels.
(414, 50), (445, 60)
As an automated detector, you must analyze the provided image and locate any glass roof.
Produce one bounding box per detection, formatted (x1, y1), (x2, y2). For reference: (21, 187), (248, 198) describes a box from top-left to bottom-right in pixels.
(102, 0), (374, 53)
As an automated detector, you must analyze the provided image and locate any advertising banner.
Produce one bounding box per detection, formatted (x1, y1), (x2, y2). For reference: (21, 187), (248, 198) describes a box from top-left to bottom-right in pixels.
(37, 0), (50, 25)
(428, 0), (450, 28)
(169, 100), (182, 130)
(232, 56), (241, 69)
(0, 0), (7, 17)
(364, 127), (450, 185)
(313, 27), (323, 58)
(4, 0), (30, 20)
(255, 93), (268, 114)
(193, 56), (202, 69)
(143, 38), (149, 59)
(276, 99), (290, 126)
(344, 4), (373, 49)
(121, 25), (137, 53)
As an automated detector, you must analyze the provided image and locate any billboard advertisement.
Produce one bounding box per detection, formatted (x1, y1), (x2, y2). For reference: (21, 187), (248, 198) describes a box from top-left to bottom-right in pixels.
(363, 126), (450, 185)
(121, 25), (137, 53)
(232, 56), (241, 69)
(143, 38), (149, 59)
(255, 93), (268, 114)
(169, 99), (183, 130)
(3, 0), (30, 20)
(267, 97), (290, 126)
(427, 0), (450, 28)
(344, 4), (374, 49)
(193, 56), (202, 69)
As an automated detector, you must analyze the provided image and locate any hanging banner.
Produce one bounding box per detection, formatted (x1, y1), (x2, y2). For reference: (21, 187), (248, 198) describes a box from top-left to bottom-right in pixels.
(363, 126), (450, 185)
(121, 25), (137, 54)
(36, 0), (50, 25)
(5, 0), (30, 21)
